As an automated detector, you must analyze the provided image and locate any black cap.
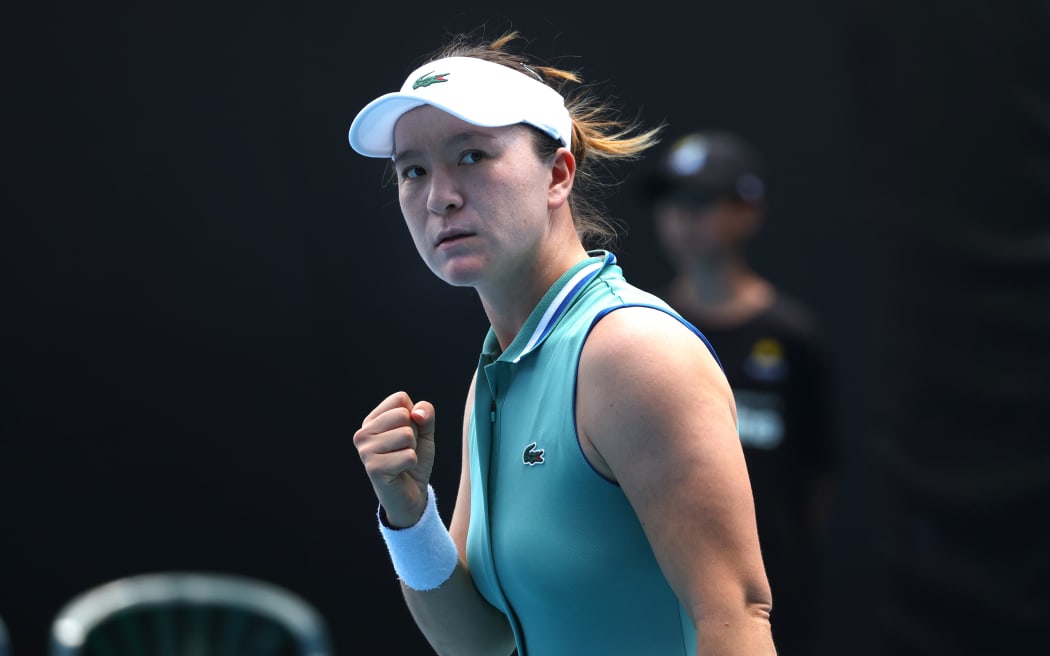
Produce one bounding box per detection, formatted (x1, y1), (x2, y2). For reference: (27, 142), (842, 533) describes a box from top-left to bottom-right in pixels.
(642, 130), (766, 205)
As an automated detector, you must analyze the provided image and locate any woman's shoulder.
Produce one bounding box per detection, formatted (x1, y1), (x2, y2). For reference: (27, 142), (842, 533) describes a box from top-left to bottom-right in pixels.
(583, 305), (726, 388)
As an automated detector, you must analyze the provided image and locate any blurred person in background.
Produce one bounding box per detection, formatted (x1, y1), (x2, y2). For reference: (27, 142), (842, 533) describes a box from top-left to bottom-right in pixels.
(639, 130), (841, 655)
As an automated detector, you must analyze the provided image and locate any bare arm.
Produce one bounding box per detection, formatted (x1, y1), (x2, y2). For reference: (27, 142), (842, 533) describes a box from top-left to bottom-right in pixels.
(353, 377), (514, 656)
(577, 307), (778, 655)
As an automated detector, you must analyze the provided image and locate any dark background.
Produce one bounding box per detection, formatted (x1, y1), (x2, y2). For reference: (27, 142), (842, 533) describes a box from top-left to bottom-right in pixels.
(5, 2), (1048, 655)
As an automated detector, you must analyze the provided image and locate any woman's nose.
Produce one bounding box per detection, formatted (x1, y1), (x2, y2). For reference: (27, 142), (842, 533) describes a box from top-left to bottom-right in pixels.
(426, 169), (463, 215)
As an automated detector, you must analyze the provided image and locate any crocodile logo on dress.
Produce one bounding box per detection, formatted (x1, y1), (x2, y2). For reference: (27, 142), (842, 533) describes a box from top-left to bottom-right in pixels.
(522, 441), (545, 466)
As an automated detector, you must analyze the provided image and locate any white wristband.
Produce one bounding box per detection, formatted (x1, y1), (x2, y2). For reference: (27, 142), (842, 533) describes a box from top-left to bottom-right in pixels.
(377, 485), (458, 591)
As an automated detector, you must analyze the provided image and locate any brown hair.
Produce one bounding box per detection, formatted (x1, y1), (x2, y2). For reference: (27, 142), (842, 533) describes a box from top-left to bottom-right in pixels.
(419, 29), (664, 250)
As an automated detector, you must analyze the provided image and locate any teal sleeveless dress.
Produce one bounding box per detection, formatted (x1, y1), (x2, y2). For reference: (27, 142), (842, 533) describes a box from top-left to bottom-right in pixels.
(465, 251), (719, 655)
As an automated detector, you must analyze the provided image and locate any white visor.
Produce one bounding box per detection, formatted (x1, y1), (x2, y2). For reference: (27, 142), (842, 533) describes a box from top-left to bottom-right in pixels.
(348, 56), (572, 158)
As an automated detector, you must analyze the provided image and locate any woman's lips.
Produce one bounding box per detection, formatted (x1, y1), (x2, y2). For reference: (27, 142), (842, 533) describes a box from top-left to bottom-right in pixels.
(435, 230), (475, 247)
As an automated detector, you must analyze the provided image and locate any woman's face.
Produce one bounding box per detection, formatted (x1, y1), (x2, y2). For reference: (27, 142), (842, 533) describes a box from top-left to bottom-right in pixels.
(392, 105), (555, 288)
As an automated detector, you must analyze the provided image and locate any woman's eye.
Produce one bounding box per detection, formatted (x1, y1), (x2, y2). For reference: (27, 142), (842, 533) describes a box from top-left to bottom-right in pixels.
(399, 165), (425, 180)
(460, 150), (485, 165)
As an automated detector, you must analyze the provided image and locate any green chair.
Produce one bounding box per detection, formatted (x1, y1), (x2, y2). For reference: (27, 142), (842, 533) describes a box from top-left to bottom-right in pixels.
(48, 572), (333, 656)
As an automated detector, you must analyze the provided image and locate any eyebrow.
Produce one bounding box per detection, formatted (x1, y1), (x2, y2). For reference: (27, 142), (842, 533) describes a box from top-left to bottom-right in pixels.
(393, 129), (500, 163)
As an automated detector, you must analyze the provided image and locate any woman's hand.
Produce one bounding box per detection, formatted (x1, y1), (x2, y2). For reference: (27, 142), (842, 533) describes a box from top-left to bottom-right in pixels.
(353, 391), (437, 527)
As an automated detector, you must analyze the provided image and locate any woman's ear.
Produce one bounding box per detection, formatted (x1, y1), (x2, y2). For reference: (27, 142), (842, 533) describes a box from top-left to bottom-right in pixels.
(548, 147), (576, 209)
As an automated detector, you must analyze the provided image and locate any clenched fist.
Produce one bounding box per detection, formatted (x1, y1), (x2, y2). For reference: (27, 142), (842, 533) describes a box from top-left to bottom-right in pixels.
(353, 391), (437, 528)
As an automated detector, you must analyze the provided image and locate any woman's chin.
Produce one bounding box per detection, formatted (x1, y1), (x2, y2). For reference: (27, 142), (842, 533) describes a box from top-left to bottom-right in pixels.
(431, 259), (485, 288)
